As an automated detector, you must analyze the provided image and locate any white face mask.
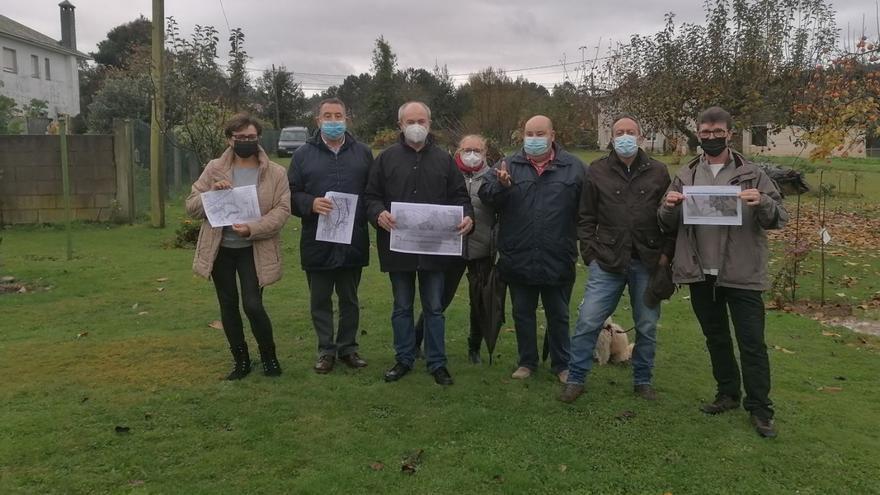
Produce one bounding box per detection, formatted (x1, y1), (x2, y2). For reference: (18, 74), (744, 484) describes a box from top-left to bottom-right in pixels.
(460, 151), (484, 168)
(403, 124), (429, 144)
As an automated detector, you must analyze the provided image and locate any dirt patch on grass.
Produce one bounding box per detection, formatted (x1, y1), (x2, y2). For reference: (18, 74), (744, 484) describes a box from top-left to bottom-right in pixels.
(0, 277), (53, 295)
(768, 206), (880, 253)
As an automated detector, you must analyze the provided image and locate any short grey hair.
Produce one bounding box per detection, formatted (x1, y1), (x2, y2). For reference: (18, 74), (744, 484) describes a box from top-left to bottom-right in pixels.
(398, 101), (432, 121)
(611, 114), (643, 135)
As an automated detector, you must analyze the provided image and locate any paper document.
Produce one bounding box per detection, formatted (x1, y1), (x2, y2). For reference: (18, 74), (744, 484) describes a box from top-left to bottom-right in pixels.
(200, 185), (261, 227)
(682, 185), (742, 226)
(316, 191), (359, 245)
(390, 202), (463, 256)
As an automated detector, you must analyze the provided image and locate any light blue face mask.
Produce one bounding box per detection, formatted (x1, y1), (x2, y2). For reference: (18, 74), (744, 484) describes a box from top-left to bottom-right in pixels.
(321, 121), (346, 140)
(613, 134), (639, 158)
(523, 136), (550, 156)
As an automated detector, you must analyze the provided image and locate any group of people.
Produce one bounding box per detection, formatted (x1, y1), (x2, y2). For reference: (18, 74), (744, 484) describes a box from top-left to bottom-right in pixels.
(186, 100), (788, 438)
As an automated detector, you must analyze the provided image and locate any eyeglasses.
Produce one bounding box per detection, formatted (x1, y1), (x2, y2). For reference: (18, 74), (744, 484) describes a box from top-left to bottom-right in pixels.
(231, 134), (259, 142)
(460, 148), (484, 154)
(697, 129), (729, 139)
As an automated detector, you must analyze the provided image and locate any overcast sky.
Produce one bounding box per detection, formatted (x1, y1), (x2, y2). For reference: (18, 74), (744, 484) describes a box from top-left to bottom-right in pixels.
(5, 0), (878, 94)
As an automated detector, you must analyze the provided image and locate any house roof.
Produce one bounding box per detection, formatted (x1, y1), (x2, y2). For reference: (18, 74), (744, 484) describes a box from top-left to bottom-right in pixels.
(0, 14), (89, 59)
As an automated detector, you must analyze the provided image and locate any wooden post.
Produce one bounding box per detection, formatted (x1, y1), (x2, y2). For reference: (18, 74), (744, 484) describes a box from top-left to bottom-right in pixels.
(113, 119), (135, 223)
(59, 115), (73, 260)
(150, 0), (165, 227)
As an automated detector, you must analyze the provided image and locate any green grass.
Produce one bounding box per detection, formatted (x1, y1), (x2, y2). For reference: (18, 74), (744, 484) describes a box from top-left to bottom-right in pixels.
(2, 200), (879, 494)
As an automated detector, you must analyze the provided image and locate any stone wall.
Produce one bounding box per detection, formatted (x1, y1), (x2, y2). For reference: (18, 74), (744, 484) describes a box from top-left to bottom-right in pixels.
(0, 135), (116, 224)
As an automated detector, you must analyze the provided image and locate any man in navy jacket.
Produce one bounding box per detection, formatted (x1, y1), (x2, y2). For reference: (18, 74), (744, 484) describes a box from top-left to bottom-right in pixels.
(289, 97), (373, 374)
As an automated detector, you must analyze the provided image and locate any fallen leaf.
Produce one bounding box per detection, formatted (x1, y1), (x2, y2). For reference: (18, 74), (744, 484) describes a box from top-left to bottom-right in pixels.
(773, 345), (795, 354)
(834, 376), (847, 381)
(821, 331), (841, 337)
(76, 331), (89, 339)
(156, 277), (169, 282)
(492, 474), (504, 483)
(401, 449), (424, 474)
(616, 410), (636, 421)
(369, 462), (384, 471)
(128, 480), (145, 486)
(115, 425), (131, 434)
(80, 396), (89, 403)
(137, 311), (149, 316)
(817, 386), (843, 393)
(835, 292), (846, 298)
(559, 464), (568, 473)
(157, 287), (165, 292)
(131, 303), (139, 310)
(144, 412), (153, 420)
(682, 295), (691, 300)
(208, 320), (223, 330)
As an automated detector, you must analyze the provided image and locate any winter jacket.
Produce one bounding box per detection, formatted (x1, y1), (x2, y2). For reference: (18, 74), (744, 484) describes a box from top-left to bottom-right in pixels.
(579, 149), (674, 272)
(478, 144), (586, 286)
(186, 147), (291, 287)
(657, 150), (789, 291)
(461, 164), (496, 260)
(289, 131), (373, 271)
(364, 133), (474, 272)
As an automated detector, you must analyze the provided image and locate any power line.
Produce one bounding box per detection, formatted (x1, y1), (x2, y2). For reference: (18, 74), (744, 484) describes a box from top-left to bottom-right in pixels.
(217, 0), (231, 34)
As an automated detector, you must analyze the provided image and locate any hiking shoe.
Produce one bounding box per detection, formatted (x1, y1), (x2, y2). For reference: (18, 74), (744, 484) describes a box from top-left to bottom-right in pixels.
(700, 395), (740, 415)
(511, 367), (532, 379)
(750, 415), (778, 438)
(558, 383), (585, 403)
(634, 384), (657, 401)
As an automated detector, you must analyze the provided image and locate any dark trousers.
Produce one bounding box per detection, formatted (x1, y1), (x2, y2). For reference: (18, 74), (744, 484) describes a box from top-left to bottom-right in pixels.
(306, 267), (363, 358)
(508, 281), (573, 374)
(689, 277), (774, 419)
(414, 260), (488, 352)
(211, 246), (276, 356)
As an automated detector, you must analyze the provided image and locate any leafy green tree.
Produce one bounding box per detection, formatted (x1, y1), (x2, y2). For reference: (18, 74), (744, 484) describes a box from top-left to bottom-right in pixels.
(256, 65), (307, 128)
(363, 36), (398, 139)
(91, 15), (152, 68)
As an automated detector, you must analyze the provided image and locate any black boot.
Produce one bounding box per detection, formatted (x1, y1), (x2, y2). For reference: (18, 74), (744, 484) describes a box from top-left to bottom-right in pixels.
(260, 346), (282, 377)
(226, 344), (251, 380)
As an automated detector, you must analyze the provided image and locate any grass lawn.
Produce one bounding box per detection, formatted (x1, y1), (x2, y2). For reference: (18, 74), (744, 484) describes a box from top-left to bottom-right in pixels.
(1, 156), (879, 494)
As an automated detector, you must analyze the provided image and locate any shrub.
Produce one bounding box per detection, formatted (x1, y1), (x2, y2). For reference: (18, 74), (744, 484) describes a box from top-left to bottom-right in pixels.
(172, 218), (201, 248)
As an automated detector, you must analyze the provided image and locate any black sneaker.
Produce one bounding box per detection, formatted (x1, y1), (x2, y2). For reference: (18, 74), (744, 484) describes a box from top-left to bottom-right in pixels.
(262, 357), (282, 377)
(750, 415), (778, 438)
(383, 362), (411, 382)
(700, 395), (740, 415)
(468, 349), (482, 364)
(431, 366), (454, 385)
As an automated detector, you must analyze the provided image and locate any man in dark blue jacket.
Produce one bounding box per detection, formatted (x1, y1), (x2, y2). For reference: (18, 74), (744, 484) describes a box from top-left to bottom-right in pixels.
(364, 101), (474, 386)
(479, 115), (586, 383)
(289, 97), (373, 374)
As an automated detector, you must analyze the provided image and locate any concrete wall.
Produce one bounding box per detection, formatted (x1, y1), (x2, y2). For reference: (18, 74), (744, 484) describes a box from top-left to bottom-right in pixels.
(743, 126), (866, 158)
(0, 135), (116, 224)
(0, 34), (80, 117)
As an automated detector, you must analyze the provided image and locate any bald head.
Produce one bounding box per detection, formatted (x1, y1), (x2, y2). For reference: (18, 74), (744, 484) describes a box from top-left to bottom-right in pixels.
(525, 115), (553, 133)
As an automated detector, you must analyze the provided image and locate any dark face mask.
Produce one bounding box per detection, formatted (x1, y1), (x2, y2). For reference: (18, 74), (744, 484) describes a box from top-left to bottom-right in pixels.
(233, 140), (259, 159)
(700, 136), (727, 157)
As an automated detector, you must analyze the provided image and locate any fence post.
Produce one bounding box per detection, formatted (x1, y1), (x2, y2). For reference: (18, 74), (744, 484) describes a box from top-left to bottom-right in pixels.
(113, 119), (135, 224)
(59, 115), (73, 260)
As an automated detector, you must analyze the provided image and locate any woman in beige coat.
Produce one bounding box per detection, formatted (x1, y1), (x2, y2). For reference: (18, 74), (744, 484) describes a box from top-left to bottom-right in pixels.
(186, 114), (291, 380)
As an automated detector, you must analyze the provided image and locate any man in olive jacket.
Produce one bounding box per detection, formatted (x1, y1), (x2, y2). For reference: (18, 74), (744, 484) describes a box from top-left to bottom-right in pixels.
(364, 101), (474, 386)
(289, 97), (373, 375)
(658, 106), (788, 438)
(560, 115), (673, 404)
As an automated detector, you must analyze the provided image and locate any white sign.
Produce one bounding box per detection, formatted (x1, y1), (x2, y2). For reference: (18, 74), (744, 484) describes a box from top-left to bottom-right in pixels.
(390, 202), (463, 256)
(682, 185), (742, 226)
(819, 227), (832, 245)
(200, 185), (261, 227)
(316, 191), (359, 245)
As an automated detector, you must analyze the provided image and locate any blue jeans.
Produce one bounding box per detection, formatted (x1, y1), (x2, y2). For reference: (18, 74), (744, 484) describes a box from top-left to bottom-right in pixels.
(389, 271), (446, 372)
(568, 259), (660, 386)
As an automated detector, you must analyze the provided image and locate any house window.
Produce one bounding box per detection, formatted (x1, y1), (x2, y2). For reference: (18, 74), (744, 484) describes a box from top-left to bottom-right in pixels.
(31, 54), (39, 78)
(751, 126), (768, 147)
(2, 47), (17, 73)
(45, 58), (51, 80)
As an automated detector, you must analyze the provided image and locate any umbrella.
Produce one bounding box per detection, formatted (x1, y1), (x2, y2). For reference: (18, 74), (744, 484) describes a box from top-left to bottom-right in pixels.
(468, 259), (506, 364)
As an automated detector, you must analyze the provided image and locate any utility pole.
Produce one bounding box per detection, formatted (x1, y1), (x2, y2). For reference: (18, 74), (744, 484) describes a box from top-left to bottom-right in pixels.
(272, 64), (281, 129)
(150, 0), (165, 228)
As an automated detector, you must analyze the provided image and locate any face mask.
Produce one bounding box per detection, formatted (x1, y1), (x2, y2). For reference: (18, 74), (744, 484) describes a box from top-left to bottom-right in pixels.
(613, 134), (639, 158)
(233, 140), (259, 159)
(460, 151), (484, 169)
(523, 136), (550, 156)
(403, 124), (429, 144)
(321, 121), (346, 140)
(700, 136), (727, 157)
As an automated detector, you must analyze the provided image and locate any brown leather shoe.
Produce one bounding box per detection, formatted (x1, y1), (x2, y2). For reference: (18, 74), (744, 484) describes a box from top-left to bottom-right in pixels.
(313, 355), (335, 374)
(750, 415), (778, 438)
(340, 352), (368, 368)
(558, 383), (585, 403)
(634, 384), (658, 401)
(700, 395), (740, 415)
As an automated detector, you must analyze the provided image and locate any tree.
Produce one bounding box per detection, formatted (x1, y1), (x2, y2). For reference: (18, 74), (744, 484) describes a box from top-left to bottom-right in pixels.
(86, 75), (152, 133)
(793, 36), (880, 159)
(227, 27), (249, 112)
(22, 99), (49, 118)
(256, 65), (307, 128)
(0, 84), (22, 135)
(322, 73), (373, 133)
(363, 36), (398, 139)
(91, 15), (152, 68)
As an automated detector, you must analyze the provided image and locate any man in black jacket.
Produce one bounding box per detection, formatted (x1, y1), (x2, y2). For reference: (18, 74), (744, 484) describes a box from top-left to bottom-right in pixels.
(479, 115), (586, 383)
(559, 115), (673, 404)
(289, 97), (373, 374)
(364, 101), (474, 385)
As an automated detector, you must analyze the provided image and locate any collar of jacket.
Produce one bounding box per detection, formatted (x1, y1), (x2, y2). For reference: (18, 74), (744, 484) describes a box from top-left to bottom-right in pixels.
(397, 132), (435, 152)
(465, 165), (491, 179)
(216, 146), (270, 174)
(511, 142), (570, 168)
(609, 148), (649, 176)
(308, 130), (354, 153)
(680, 149), (757, 183)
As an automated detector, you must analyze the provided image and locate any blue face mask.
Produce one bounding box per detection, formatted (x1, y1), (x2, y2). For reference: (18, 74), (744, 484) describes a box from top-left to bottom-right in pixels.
(321, 121), (346, 140)
(523, 136), (550, 156)
(613, 134), (638, 158)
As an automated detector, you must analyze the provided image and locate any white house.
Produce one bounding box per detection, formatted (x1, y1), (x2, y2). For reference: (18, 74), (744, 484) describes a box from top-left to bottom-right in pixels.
(0, 1), (88, 117)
